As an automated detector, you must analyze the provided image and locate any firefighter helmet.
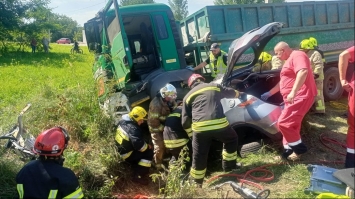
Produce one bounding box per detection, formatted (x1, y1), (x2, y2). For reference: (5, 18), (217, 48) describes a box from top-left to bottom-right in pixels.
(309, 37), (318, 48)
(300, 39), (313, 50)
(188, 74), (205, 88)
(160, 83), (177, 99)
(129, 106), (147, 122)
(258, 52), (272, 64)
(33, 127), (70, 156)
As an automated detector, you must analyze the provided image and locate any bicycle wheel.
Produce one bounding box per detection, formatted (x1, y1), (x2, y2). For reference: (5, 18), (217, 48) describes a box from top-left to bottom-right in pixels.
(79, 49), (83, 54)
(70, 48), (74, 54)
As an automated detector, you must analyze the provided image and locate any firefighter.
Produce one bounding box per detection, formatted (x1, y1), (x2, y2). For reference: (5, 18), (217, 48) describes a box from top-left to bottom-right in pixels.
(182, 73), (242, 185)
(300, 38), (326, 114)
(186, 43), (228, 81)
(261, 42), (317, 161)
(16, 127), (84, 198)
(254, 52), (284, 72)
(148, 83), (177, 170)
(338, 46), (355, 168)
(163, 104), (192, 170)
(115, 106), (153, 185)
(309, 37), (325, 63)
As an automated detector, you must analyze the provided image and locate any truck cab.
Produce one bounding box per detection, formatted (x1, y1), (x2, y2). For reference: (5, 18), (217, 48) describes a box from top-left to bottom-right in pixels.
(84, 0), (192, 118)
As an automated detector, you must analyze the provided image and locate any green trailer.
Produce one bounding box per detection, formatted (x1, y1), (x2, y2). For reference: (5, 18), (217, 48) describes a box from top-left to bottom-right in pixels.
(180, 0), (354, 101)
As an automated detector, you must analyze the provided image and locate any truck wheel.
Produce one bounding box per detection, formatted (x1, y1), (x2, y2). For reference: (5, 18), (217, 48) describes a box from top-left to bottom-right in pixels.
(240, 140), (262, 158)
(323, 67), (343, 101)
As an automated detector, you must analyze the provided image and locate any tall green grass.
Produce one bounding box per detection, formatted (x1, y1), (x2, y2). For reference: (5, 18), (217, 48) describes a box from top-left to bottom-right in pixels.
(0, 44), (120, 197)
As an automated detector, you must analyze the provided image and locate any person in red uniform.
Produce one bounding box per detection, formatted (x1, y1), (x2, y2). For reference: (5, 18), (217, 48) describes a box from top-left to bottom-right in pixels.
(338, 46), (355, 168)
(261, 42), (317, 161)
(16, 127), (83, 199)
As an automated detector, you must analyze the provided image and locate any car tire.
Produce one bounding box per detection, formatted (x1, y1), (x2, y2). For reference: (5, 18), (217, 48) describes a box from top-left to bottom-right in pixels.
(240, 140), (263, 158)
(323, 67), (343, 101)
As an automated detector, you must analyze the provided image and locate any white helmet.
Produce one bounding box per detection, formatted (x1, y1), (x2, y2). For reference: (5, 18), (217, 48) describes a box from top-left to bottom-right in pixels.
(160, 83), (177, 99)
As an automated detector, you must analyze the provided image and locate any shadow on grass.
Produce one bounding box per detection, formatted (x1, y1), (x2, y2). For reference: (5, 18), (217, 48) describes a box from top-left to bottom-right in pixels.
(301, 97), (348, 166)
(0, 51), (90, 68)
(0, 149), (21, 198)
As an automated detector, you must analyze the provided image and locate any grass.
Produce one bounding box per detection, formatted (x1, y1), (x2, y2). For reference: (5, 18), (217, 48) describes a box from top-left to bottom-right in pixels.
(0, 44), (350, 198)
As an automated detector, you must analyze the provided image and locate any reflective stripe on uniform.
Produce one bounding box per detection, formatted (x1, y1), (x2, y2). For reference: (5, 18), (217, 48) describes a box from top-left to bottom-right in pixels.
(149, 113), (160, 118)
(120, 151), (133, 159)
(164, 138), (189, 149)
(138, 159), (152, 167)
(48, 190), (58, 199)
(159, 115), (167, 121)
(63, 187), (84, 198)
(149, 124), (164, 133)
(17, 184), (24, 199)
(190, 168), (206, 179)
(168, 113), (181, 117)
(222, 150), (237, 161)
(316, 99), (325, 111)
(139, 142), (148, 152)
(192, 117), (229, 132)
(186, 87), (221, 104)
(288, 139), (302, 146)
(115, 126), (129, 144)
(185, 128), (193, 137)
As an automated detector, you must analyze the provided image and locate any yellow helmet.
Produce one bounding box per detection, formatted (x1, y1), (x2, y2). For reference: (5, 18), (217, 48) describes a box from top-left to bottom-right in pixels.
(309, 37), (318, 48)
(258, 52), (272, 64)
(129, 106), (147, 122)
(300, 39), (313, 50)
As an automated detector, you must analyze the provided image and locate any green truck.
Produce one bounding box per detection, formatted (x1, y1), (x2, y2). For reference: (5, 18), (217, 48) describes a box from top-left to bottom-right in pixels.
(84, 0), (354, 118)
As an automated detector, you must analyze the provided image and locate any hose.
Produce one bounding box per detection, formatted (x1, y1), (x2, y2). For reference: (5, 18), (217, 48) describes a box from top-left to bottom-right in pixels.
(319, 133), (347, 156)
(206, 160), (345, 192)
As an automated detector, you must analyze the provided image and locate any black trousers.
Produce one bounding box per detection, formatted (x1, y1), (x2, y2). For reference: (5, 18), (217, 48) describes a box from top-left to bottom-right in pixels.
(190, 126), (238, 184)
(125, 149), (154, 176)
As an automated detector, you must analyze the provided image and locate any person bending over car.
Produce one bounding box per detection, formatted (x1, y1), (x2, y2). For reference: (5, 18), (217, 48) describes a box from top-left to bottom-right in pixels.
(16, 127), (84, 198)
(261, 42), (317, 161)
(182, 73), (243, 186)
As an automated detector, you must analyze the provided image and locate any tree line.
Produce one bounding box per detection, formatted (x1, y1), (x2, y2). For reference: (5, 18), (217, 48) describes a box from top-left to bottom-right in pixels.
(0, 0), (82, 52)
(0, 0), (283, 52)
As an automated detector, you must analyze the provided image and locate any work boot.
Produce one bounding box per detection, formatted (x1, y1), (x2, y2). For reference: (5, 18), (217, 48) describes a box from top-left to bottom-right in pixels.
(281, 149), (294, 159)
(132, 174), (149, 185)
(345, 152), (355, 168)
(289, 142), (308, 155)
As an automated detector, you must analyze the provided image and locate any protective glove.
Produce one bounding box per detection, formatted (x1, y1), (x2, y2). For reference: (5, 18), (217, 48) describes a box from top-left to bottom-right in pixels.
(261, 91), (271, 100)
(186, 66), (194, 71)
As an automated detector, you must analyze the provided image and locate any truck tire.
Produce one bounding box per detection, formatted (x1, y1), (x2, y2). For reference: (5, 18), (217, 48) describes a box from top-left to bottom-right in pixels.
(240, 140), (262, 158)
(323, 67), (343, 101)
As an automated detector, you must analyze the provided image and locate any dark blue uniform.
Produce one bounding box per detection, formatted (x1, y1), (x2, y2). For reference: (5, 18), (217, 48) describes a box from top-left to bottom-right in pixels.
(16, 159), (83, 198)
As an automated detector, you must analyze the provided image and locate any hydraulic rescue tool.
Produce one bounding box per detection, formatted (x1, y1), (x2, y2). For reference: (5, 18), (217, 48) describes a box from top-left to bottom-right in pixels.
(212, 181), (270, 199)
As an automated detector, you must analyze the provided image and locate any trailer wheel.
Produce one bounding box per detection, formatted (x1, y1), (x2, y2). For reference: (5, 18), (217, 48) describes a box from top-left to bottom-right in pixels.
(323, 67), (343, 101)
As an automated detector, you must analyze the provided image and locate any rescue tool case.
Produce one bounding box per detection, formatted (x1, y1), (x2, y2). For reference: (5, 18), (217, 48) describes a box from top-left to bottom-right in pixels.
(304, 164), (347, 195)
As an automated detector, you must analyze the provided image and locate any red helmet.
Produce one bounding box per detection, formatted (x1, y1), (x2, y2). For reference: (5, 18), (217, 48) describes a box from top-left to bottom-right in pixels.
(188, 74), (205, 88)
(33, 127), (70, 156)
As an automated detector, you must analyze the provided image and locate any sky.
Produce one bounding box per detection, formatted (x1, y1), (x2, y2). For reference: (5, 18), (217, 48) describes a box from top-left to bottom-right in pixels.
(49, 0), (327, 27)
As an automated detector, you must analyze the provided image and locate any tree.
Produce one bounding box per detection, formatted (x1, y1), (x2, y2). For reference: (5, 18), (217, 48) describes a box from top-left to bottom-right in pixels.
(168, 0), (188, 21)
(120, 0), (155, 6)
(214, 0), (284, 5)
